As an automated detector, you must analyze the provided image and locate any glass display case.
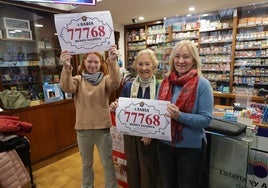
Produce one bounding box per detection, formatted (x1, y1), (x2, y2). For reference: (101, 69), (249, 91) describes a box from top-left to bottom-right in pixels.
(0, 3), (64, 101)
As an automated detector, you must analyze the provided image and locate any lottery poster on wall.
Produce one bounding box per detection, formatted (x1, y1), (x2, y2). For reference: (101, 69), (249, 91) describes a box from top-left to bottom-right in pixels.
(115, 97), (171, 141)
(54, 11), (115, 54)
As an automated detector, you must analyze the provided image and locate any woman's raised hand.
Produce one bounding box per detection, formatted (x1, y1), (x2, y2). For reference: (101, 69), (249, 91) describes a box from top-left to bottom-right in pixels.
(60, 50), (72, 70)
(107, 45), (118, 63)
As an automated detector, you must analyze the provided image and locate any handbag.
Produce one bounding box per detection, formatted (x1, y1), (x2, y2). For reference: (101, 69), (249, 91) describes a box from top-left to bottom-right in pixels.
(0, 90), (31, 109)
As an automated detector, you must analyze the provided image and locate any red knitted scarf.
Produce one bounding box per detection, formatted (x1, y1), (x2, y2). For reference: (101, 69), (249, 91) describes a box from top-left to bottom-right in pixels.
(158, 69), (198, 143)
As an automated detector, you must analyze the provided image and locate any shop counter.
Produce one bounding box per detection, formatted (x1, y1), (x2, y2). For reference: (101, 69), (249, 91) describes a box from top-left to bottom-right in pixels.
(206, 119), (268, 188)
(206, 129), (254, 188)
(0, 99), (77, 163)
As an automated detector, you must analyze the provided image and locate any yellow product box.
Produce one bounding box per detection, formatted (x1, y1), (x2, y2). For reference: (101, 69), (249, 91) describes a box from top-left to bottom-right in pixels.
(238, 18), (248, 27)
(262, 16), (268, 24)
(247, 17), (256, 26)
(255, 17), (263, 25)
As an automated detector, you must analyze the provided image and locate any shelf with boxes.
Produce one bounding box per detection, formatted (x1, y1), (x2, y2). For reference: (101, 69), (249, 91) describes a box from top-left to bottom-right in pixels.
(123, 2), (267, 101)
(125, 24), (146, 70)
(156, 16), (200, 78)
(146, 21), (172, 78)
(0, 2), (65, 101)
(124, 20), (173, 75)
(198, 9), (234, 92)
(168, 15), (200, 45)
(149, 43), (173, 78)
(233, 5), (268, 95)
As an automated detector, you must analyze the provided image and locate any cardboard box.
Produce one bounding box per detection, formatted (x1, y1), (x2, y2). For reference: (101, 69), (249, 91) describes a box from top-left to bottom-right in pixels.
(238, 18), (248, 27)
(247, 17), (256, 26)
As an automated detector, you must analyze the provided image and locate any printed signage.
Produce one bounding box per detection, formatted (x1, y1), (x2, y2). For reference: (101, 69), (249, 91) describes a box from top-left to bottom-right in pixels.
(116, 97), (171, 141)
(54, 11), (114, 54)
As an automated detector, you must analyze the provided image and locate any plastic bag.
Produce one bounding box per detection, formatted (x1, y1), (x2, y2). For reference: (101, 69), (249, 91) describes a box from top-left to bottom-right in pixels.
(0, 90), (31, 109)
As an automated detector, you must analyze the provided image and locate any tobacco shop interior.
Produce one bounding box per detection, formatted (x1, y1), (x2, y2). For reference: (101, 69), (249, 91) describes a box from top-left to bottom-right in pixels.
(0, 0), (267, 188)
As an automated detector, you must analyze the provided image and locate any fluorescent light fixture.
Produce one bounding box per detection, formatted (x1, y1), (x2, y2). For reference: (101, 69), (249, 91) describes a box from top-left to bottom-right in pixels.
(35, 24), (44, 27)
(9, 29), (22, 33)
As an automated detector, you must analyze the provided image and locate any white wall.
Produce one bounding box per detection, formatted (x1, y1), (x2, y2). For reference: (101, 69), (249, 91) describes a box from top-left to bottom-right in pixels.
(114, 24), (125, 69)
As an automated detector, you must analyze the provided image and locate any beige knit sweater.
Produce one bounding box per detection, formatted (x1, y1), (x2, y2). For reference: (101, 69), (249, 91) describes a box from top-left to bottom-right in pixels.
(60, 63), (121, 130)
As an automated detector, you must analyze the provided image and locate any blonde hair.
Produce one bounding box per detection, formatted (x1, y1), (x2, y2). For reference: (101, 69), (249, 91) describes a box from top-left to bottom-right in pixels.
(77, 52), (108, 75)
(132, 48), (159, 72)
(167, 40), (203, 76)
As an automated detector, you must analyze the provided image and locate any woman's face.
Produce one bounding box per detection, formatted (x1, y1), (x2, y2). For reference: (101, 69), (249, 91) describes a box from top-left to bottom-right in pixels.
(173, 45), (195, 76)
(135, 53), (154, 79)
(84, 53), (101, 74)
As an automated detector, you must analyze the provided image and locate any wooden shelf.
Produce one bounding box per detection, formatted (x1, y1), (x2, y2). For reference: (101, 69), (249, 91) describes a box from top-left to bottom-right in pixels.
(124, 3), (268, 101)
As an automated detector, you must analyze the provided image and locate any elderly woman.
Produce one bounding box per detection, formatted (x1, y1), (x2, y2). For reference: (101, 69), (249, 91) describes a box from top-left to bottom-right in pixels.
(110, 48), (162, 188)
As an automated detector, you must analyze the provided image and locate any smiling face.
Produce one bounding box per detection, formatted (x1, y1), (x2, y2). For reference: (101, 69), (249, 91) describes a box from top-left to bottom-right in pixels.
(173, 45), (195, 76)
(84, 53), (101, 74)
(135, 53), (154, 79)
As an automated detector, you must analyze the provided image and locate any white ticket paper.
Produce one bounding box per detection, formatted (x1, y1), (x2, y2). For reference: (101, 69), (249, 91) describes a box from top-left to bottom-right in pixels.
(116, 97), (171, 141)
(54, 11), (115, 54)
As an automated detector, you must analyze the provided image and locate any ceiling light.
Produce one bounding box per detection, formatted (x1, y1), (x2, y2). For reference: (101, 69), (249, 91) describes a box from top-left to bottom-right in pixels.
(138, 16), (144, 21)
(189, 6), (195, 11)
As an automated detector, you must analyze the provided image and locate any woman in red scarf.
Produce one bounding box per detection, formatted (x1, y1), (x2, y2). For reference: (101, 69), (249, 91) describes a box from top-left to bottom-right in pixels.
(157, 40), (213, 188)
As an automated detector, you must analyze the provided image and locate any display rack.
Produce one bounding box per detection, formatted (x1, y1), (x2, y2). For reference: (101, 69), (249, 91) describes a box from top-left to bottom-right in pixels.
(124, 2), (268, 101)
(124, 20), (172, 78)
(233, 5), (268, 96)
(199, 9), (234, 92)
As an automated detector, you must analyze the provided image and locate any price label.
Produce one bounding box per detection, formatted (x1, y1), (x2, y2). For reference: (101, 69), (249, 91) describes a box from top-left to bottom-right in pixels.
(54, 11), (114, 54)
(116, 97), (171, 141)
